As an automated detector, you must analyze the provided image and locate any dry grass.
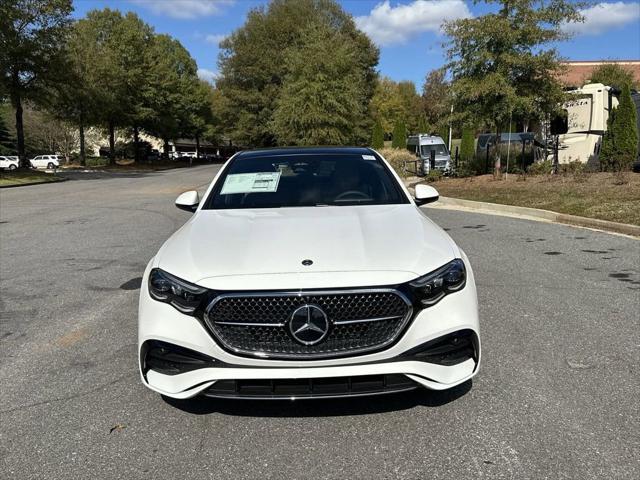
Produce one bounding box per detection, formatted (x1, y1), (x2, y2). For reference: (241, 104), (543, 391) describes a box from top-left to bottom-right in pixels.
(430, 172), (640, 226)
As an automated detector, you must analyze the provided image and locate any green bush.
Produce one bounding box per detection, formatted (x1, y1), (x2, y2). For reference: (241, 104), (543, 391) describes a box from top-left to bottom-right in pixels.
(600, 84), (639, 171)
(459, 126), (475, 164)
(528, 159), (553, 175)
(371, 120), (384, 149)
(391, 120), (407, 149)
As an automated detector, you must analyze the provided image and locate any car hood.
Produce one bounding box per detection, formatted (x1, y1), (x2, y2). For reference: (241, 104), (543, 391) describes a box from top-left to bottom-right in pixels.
(155, 204), (458, 290)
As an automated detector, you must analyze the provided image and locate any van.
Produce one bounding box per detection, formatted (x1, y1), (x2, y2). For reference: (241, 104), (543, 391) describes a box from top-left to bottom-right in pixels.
(406, 135), (452, 175)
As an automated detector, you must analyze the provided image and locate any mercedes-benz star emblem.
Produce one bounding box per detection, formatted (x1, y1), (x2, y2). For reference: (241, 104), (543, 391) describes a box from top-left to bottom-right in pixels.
(289, 304), (329, 345)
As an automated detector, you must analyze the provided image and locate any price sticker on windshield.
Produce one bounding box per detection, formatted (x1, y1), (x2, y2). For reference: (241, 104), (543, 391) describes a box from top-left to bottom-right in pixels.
(220, 172), (281, 194)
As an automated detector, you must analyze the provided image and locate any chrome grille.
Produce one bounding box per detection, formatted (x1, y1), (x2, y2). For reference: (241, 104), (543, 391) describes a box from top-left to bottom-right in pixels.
(204, 290), (412, 359)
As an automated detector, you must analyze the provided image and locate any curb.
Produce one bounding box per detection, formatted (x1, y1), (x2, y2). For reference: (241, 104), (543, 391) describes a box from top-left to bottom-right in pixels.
(404, 180), (640, 238)
(0, 177), (68, 189)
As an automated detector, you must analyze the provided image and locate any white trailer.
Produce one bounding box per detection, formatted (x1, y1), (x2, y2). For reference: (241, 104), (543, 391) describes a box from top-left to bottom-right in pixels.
(555, 83), (618, 165)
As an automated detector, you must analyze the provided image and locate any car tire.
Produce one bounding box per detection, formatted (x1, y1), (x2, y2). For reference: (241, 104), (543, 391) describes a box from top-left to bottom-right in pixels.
(47, 162), (55, 169)
(8, 164), (17, 170)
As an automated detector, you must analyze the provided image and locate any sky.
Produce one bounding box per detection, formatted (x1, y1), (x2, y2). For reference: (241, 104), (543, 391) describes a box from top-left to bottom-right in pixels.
(72, 0), (640, 88)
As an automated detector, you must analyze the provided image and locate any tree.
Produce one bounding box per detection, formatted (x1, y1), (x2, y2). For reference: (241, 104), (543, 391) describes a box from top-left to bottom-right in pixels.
(459, 125), (475, 165)
(48, 18), (101, 165)
(371, 77), (404, 136)
(370, 78), (421, 136)
(391, 120), (407, 149)
(416, 115), (429, 135)
(0, 0), (73, 167)
(142, 33), (199, 157)
(74, 9), (154, 164)
(421, 68), (450, 134)
(599, 107), (616, 170)
(598, 84), (638, 171)
(587, 63), (636, 89)
(217, 0), (378, 147)
(371, 120), (384, 149)
(444, 0), (583, 175)
(271, 21), (370, 145)
(0, 103), (16, 155)
(611, 84), (639, 170)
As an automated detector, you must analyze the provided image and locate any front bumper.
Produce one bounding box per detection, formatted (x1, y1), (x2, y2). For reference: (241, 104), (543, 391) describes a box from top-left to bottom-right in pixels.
(138, 264), (481, 400)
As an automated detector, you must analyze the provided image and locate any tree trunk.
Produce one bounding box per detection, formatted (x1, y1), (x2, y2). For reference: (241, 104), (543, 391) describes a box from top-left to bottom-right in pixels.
(195, 134), (200, 166)
(163, 138), (170, 159)
(79, 111), (86, 166)
(133, 125), (140, 163)
(14, 94), (27, 168)
(108, 121), (115, 166)
(494, 127), (502, 177)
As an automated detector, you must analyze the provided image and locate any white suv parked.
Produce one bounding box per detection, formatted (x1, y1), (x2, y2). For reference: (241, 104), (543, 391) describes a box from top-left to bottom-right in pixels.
(30, 155), (61, 169)
(0, 156), (19, 170)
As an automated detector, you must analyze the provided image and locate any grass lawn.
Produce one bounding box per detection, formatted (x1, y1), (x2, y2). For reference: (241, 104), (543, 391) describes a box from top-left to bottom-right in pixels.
(430, 172), (640, 226)
(0, 169), (64, 187)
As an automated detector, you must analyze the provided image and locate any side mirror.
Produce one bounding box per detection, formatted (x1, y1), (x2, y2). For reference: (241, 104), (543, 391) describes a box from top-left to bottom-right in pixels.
(414, 184), (439, 205)
(175, 190), (199, 212)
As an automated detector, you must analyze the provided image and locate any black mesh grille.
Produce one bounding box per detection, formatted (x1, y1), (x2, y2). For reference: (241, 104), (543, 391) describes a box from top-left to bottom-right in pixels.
(205, 291), (411, 359)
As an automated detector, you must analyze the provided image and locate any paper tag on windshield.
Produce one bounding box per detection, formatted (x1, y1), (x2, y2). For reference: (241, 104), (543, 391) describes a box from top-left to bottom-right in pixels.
(362, 154), (376, 160)
(220, 172), (281, 194)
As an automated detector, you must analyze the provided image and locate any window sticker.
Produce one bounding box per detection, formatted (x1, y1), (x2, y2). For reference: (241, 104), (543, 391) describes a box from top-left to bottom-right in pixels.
(220, 172), (281, 194)
(362, 154), (376, 160)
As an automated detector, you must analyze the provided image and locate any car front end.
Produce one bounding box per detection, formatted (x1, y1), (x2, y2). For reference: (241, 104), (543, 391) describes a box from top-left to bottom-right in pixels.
(138, 147), (480, 400)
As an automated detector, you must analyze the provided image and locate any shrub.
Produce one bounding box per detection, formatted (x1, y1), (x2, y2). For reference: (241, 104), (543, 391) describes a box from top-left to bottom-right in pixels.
(528, 159), (553, 175)
(600, 84), (639, 171)
(426, 169), (443, 182)
(378, 147), (417, 177)
(391, 120), (407, 149)
(612, 84), (638, 170)
(371, 121), (384, 149)
(559, 160), (584, 174)
(459, 126), (475, 165)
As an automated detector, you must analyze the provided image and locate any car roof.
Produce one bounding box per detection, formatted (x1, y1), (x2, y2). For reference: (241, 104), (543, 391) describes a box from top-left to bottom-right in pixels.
(235, 146), (375, 159)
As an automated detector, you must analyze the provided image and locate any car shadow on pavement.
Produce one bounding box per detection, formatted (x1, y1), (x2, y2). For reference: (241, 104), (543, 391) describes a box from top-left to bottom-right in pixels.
(162, 380), (472, 417)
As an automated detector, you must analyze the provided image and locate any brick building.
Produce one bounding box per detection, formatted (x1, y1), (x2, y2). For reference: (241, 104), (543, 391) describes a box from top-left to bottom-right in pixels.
(559, 60), (640, 87)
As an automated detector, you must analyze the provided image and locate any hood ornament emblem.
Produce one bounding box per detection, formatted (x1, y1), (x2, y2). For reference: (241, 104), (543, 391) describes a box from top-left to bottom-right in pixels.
(289, 305), (329, 345)
(301, 259), (313, 266)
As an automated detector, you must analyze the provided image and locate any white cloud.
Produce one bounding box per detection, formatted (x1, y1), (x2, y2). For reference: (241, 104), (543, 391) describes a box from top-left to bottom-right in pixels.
(131, 0), (234, 20)
(355, 0), (472, 46)
(563, 2), (640, 36)
(205, 33), (228, 45)
(197, 68), (218, 83)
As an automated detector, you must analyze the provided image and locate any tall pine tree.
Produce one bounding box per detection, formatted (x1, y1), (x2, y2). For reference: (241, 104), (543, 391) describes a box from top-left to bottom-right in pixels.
(391, 120), (406, 149)
(371, 120), (384, 149)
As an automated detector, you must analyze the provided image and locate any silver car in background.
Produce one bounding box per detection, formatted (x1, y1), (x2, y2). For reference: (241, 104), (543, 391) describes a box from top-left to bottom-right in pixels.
(407, 134), (452, 175)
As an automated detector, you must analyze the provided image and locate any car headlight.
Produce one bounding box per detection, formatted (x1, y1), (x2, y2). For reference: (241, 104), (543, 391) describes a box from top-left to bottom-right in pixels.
(148, 268), (208, 314)
(409, 259), (466, 307)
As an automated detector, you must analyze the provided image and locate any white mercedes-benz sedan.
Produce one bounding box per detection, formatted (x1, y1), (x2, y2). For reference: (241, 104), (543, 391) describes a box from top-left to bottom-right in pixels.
(138, 147), (480, 400)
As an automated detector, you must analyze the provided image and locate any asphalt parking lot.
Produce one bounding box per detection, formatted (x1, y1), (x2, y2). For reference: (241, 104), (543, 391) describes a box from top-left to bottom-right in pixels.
(1, 165), (638, 479)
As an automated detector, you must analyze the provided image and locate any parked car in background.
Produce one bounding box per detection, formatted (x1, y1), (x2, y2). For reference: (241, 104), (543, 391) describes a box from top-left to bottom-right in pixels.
(0, 156), (19, 170)
(406, 135), (452, 175)
(30, 155), (61, 169)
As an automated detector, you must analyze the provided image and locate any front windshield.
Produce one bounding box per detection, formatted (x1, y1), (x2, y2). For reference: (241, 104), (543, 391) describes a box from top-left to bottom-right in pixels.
(420, 144), (448, 157)
(204, 153), (408, 209)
